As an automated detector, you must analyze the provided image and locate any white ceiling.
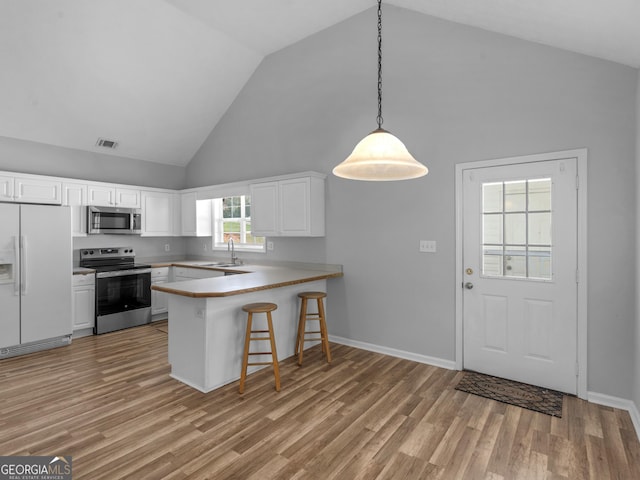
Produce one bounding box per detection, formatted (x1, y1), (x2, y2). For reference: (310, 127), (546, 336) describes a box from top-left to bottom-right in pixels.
(1, 0), (638, 167)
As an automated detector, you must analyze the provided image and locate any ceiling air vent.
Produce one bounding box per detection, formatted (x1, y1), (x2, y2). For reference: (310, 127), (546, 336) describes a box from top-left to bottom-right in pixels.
(96, 138), (118, 149)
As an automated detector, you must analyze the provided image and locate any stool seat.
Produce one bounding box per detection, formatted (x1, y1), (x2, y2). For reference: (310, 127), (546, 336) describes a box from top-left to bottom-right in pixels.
(239, 302), (280, 394)
(297, 291), (327, 300)
(242, 302), (278, 313)
(296, 291), (331, 366)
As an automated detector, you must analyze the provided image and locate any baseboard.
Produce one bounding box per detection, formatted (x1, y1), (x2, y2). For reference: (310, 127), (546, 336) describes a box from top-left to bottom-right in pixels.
(588, 391), (640, 440)
(328, 335), (456, 371)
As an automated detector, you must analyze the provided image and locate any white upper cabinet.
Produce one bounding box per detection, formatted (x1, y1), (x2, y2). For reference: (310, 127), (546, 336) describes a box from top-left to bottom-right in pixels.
(250, 173), (325, 237)
(0, 175), (14, 202)
(88, 184), (140, 208)
(141, 190), (174, 237)
(62, 182), (88, 237)
(13, 176), (62, 205)
(250, 182), (279, 237)
(181, 192), (212, 236)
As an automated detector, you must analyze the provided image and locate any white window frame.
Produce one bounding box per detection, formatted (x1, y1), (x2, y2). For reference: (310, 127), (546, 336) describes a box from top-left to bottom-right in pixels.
(212, 195), (266, 253)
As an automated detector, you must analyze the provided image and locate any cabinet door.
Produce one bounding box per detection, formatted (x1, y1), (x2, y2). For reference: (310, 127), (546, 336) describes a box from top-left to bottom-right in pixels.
(0, 175), (14, 202)
(250, 182), (279, 236)
(142, 191), (172, 236)
(181, 193), (212, 236)
(14, 177), (62, 205)
(279, 177), (310, 235)
(116, 188), (141, 208)
(88, 185), (115, 206)
(151, 278), (168, 315)
(73, 286), (95, 330)
(63, 182), (88, 237)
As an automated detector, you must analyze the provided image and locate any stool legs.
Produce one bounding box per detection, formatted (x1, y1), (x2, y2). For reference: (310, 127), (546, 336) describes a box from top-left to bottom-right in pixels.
(296, 295), (331, 366)
(239, 307), (280, 394)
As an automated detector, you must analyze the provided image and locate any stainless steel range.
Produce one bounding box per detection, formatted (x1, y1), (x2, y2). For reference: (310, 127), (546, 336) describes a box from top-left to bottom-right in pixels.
(80, 247), (152, 334)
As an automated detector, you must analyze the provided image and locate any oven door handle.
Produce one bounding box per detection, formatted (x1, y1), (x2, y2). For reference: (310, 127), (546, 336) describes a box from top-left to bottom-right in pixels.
(96, 268), (152, 278)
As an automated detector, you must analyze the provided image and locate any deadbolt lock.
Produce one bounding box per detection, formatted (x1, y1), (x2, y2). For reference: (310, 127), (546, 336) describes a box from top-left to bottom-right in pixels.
(465, 268), (473, 275)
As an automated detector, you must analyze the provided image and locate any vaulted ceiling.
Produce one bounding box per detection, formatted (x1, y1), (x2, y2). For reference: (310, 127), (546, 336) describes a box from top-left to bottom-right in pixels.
(2, 0), (638, 167)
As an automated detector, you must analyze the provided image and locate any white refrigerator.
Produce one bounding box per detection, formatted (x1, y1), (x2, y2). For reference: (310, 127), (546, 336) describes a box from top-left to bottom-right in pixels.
(0, 203), (72, 355)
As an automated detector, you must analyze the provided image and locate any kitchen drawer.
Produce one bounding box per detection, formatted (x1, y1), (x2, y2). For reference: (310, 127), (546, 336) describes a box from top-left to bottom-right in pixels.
(151, 267), (169, 279)
(73, 273), (95, 286)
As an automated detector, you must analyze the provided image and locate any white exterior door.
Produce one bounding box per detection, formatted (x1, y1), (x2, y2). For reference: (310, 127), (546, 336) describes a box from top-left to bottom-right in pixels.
(462, 158), (578, 394)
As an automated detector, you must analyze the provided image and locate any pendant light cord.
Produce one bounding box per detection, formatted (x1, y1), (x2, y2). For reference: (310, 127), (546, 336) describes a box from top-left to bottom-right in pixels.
(376, 0), (383, 129)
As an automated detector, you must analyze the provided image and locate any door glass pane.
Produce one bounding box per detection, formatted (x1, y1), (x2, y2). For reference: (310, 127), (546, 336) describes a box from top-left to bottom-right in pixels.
(529, 247), (552, 279)
(504, 181), (526, 212)
(483, 248), (503, 276)
(483, 183), (503, 213)
(504, 213), (526, 244)
(528, 212), (551, 245)
(504, 246), (526, 277)
(481, 177), (552, 280)
(483, 214), (502, 244)
(528, 179), (551, 210)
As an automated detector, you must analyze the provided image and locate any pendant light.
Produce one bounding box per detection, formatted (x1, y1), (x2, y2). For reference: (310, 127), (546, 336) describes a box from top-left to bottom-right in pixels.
(333, 0), (428, 181)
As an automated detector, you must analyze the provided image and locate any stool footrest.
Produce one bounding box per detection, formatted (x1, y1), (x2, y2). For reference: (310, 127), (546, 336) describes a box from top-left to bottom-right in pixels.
(250, 336), (272, 341)
(248, 351), (274, 355)
(248, 361), (276, 366)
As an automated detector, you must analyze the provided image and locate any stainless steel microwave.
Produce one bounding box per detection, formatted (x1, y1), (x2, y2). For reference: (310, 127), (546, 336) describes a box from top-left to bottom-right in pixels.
(88, 206), (142, 235)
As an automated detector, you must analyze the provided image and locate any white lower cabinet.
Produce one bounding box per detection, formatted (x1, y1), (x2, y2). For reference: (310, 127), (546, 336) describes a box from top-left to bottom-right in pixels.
(151, 267), (169, 318)
(72, 273), (95, 336)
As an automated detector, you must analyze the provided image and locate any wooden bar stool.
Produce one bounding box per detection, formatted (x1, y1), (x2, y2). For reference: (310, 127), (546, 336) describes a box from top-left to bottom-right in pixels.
(239, 302), (280, 393)
(295, 291), (331, 366)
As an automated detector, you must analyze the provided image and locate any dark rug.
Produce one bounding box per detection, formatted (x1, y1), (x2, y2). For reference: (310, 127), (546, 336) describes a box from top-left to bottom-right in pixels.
(455, 371), (564, 417)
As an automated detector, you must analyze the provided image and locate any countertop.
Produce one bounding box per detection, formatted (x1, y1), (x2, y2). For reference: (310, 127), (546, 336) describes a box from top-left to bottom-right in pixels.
(73, 267), (95, 275)
(151, 263), (343, 298)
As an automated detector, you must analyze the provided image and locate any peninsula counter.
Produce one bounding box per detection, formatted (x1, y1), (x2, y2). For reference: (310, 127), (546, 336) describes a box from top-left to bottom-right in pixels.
(152, 264), (342, 393)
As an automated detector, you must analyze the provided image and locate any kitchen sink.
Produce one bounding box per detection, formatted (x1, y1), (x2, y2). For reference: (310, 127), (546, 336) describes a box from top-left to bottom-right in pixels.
(200, 262), (241, 268)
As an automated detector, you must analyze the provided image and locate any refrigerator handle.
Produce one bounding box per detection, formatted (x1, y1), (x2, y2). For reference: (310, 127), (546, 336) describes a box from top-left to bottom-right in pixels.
(13, 235), (20, 296)
(20, 235), (27, 295)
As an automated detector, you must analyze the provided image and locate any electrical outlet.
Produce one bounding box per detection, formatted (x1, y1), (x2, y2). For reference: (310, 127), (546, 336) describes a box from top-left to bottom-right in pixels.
(267, 241), (274, 251)
(419, 240), (436, 253)
(164, 244), (170, 252)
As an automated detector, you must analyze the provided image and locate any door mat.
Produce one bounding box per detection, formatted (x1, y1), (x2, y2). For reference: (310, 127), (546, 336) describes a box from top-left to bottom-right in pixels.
(455, 371), (564, 417)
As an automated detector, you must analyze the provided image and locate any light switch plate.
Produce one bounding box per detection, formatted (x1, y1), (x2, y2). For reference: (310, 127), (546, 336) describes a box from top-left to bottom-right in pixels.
(419, 240), (436, 253)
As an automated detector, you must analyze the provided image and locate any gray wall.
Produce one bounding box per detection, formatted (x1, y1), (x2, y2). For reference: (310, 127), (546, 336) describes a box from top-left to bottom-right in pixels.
(187, 6), (638, 399)
(0, 135), (187, 189)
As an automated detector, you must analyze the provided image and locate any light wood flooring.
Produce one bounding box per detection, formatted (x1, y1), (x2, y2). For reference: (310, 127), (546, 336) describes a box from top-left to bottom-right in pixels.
(1, 321), (639, 479)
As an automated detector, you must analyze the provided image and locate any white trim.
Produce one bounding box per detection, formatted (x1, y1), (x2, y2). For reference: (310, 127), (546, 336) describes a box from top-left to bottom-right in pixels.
(588, 392), (640, 440)
(329, 335), (457, 371)
(454, 148), (588, 399)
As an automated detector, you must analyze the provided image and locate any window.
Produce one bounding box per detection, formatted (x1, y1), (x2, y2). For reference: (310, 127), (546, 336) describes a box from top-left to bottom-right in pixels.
(482, 178), (552, 280)
(212, 195), (265, 252)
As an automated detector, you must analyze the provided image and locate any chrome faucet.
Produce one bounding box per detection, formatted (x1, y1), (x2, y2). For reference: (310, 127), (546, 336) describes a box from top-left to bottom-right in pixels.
(228, 238), (238, 264)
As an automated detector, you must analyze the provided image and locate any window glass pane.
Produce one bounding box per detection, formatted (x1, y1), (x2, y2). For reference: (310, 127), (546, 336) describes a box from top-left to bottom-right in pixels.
(504, 181), (526, 212)
(483, 183), (503, 213)
(483, 214), (502, 244)
(504, 213), (526, 244)
(528, 212), (551, 245)
(483, 248), (503, 276)
(528, 179), (551, 211)
(504, 246), (526, 277)
(529, 247), (552, 279)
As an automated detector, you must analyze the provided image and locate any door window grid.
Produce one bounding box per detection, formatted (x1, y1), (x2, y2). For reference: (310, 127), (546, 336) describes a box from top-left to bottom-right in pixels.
(482, 178), (552, 280)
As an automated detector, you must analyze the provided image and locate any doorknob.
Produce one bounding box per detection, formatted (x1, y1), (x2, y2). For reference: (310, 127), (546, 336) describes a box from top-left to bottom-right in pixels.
(464, 282), (474, 289)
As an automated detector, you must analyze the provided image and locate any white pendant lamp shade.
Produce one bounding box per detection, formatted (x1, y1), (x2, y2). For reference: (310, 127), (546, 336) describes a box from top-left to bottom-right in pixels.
(332, 0), (428, 182)
(333, 128), (428, 181)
